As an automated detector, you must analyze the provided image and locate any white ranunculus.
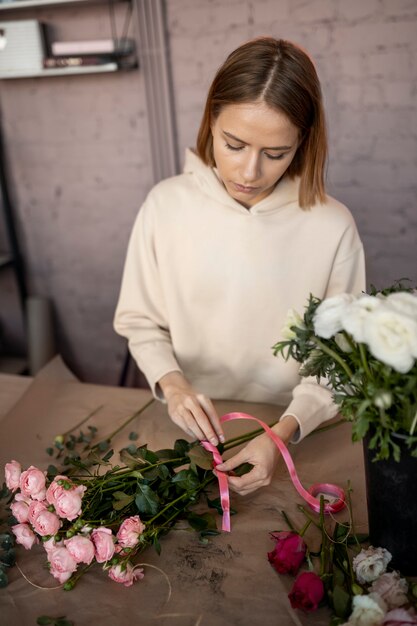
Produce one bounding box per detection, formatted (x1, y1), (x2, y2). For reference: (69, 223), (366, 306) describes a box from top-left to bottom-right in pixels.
(385, 291), (417, 319)
(364, 308), (417, 373)
(373, 391), (393, 410)
(353, 546), (392, 584)
(281, 308), (305, 340)
(341, 295), (383, 343)
(313, 293), (355, 339)
(348, 593), (387, 626)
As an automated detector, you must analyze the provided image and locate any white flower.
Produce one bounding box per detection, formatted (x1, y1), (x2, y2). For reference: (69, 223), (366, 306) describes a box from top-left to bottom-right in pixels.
(370, 572), (408, 609)
(313, 293), (355, 338)
(348, 593), (387, 626)
(385, 292), (417, 320)
(281, 308), (305, 340)
(364, 308), (417, 373)
(341, 295), (383, 343)
(373, 391), (392, 410)
(353, 546), (392, 584)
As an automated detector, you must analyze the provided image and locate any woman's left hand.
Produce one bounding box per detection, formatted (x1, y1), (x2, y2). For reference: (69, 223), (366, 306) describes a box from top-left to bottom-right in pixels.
(215, 415), (298, 496)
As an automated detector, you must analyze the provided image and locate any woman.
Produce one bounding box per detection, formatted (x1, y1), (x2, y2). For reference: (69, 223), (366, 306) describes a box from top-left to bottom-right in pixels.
(114, 38), (365, 496)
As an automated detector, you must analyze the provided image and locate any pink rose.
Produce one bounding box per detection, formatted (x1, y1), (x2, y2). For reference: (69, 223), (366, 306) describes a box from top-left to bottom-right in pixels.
(10, 499), (30, 524)
(43, 537), (63, 554)
(48, 546), (78, 584)
(268, 531), (307, 576)
(5, 460), (21, 492)
(11, 523), (38, 550)
(288, 572), (324, 612)
(116, 515), (146, 549)
(65, 535), (95, 564)
(46, 476), (86, 521)
(91, 527), (115, 563)
(32, 510), (61, 537)
(384, 608), (417, 625)
(19, 466), (47, 501)
(108, 562), (144, 587)
(28, 500), (48, 525)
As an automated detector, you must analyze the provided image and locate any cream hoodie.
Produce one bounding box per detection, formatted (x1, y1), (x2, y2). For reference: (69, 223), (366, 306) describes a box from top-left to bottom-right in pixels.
(114, 149), (366, 440)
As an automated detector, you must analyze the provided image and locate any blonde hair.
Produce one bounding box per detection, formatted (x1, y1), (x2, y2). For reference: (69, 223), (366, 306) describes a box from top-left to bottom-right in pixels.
(196, 37), (328, 209)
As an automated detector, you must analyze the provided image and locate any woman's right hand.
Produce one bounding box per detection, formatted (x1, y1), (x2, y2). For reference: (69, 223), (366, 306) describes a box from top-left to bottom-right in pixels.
(158, 371), (225, 446)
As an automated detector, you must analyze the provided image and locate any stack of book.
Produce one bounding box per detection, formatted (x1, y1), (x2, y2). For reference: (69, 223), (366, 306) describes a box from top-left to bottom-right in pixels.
(43, 38), (136, 70)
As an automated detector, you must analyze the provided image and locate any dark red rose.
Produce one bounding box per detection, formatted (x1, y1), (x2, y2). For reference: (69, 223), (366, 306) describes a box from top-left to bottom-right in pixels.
(288, 572), (324, 612)
(267, 531), (306, 576)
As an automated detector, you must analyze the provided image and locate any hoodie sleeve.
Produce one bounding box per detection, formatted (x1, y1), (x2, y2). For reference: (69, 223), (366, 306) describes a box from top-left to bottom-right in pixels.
(281, 234), (366, 442)
(113, 198), (181, 397)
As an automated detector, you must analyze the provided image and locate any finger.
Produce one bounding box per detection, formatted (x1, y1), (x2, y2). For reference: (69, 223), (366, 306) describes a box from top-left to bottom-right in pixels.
(227, 474), (266, 496)
(178, 408), (206, 441)
(185, 398), (220, 445)
(215, 449), (248, 472)
(197, 395), (225, 443)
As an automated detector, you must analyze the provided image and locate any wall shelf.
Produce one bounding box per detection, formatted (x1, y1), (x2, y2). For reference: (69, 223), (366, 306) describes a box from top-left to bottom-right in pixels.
(0, 62), (119, 78)
(0, 0), (125, 11)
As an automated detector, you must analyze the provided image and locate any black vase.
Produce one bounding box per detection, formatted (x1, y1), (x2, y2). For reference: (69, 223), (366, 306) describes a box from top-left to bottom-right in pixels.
(363, 432), (417, 575)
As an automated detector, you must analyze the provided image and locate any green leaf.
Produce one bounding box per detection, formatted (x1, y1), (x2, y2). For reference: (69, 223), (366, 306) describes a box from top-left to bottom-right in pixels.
(47, 465), (59, 477)
(0, 483), (11, 499)
(153, 535), (161, 556)
(112, 492), (135, 511)
(101, 449), (114, 462)
(135, 484), (160, 516)
(171, 469), (200, 492)
(187, 512), (209, 531)
(46, 447), (54, 456)
(174, 439), (190, 457)
(36, 618), (54, 626)
(0, 548), (15, 567)
(119, 448), (147, 469)
(188, 446), (213, 470)
(56, 619), (74, 626)
(155, 448), (181, 461)
(97, 440), (110, 452)
(332, 584), (351, 618)
(129, 431), (139, 441)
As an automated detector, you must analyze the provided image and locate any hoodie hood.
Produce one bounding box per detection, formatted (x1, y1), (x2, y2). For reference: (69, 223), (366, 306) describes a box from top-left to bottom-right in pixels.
(183, 148), (300, 215)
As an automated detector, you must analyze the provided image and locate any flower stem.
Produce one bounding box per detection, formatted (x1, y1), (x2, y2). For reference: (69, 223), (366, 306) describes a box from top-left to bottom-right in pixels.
(92, 398), (155, 450)
(359, 343), (373, 380)
(311, 337), (354, 379)
(222, 422), (278, 451)
(59, 404), (104, 439)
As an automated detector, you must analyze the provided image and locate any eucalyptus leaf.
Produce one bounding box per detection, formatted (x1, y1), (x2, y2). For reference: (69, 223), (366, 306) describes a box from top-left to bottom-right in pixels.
(0, 568), (8, 588)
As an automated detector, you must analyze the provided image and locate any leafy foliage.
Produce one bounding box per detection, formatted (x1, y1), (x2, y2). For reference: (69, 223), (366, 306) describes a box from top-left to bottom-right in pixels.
(273, 289), (417, 461)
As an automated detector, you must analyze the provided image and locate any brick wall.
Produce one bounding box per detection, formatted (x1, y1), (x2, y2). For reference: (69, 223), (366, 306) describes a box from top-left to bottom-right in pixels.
(167, 0), (417, 290)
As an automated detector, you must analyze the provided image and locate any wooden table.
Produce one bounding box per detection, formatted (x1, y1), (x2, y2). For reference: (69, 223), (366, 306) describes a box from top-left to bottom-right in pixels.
(0, 358), (367, 626)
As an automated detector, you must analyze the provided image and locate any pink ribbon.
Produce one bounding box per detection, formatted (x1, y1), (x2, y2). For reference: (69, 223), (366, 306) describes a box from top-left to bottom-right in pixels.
(202, 412), (345, 532)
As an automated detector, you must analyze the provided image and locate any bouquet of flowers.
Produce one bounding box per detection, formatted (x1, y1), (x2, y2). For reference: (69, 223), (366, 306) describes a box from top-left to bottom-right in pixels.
(0, 410), (253, 590)
(267, 495), (417, 625)
(273, 286), (417, 461)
